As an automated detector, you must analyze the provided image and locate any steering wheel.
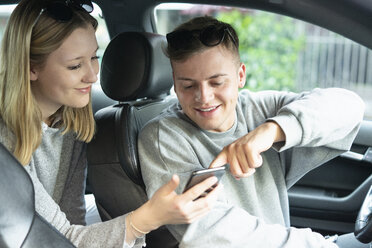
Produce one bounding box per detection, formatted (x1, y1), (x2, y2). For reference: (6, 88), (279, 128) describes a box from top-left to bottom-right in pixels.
(354, 185), (372, 243)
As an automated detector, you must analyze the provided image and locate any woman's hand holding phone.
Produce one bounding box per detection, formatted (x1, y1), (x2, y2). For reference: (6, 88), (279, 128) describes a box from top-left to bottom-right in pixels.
(128, 174), (222, 237)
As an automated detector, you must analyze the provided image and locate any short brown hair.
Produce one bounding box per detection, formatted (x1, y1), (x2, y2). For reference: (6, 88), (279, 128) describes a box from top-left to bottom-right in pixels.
(165, 16), (240, 63)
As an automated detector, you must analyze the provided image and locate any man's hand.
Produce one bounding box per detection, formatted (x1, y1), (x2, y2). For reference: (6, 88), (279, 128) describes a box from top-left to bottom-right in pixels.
(209, 121), (285, 178)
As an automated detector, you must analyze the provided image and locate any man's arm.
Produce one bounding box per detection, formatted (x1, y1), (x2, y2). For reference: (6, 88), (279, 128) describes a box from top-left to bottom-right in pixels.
(180, 205), (337, 248)
(268, 88), (364, 150)
(211, 88), (364, 180)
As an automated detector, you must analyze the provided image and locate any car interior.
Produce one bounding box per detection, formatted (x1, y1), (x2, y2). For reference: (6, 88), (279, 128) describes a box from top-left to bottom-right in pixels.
(0, 0), (371, 247)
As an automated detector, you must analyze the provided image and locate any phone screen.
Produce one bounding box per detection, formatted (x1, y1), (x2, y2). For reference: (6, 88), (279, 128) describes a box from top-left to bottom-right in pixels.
(183, 165), (227, 198)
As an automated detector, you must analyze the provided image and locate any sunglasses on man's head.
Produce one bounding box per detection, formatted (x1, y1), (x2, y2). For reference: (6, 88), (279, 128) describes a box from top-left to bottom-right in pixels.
(166, 24), (238, 50)
(35, 0), (93, 25)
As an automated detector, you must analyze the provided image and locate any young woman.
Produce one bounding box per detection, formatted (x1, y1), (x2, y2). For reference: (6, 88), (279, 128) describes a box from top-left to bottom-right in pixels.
(0, 0), (221, 247)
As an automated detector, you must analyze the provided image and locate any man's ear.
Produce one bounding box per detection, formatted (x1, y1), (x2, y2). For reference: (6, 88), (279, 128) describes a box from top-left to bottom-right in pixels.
(172, 71), (177, 92)
(238, 62), (246, 89)
(30, 66), (38, 81)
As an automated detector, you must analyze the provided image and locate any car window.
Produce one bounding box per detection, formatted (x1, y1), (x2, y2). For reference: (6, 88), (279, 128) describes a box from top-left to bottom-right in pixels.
(0, 3), (110, 92)
(154, 3), (372, 120)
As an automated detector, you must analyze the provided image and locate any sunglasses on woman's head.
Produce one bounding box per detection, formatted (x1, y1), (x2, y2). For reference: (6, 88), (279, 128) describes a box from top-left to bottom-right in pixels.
(34, 0), (93, 26)
(166, 24), (238, 50)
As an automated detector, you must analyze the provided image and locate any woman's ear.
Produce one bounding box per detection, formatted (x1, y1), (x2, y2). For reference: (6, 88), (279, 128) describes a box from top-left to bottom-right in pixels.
(30, 66), (38, 81)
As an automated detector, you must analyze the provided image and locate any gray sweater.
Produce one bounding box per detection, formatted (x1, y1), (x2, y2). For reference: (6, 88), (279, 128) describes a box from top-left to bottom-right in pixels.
(0, 120), (144, 248)
(138, 88), (364, 248)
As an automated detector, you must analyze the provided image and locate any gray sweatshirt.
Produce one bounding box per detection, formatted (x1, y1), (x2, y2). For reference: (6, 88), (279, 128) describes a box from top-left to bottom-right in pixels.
(138, 88), (364, 248)
(0, 120), (144, 248)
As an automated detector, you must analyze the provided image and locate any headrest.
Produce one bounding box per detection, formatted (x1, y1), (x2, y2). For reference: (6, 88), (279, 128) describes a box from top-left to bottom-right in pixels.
(100, 32), (173, 101)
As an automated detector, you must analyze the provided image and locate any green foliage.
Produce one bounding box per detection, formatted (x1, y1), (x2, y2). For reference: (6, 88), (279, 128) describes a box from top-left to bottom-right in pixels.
(217, 10), (305, 91)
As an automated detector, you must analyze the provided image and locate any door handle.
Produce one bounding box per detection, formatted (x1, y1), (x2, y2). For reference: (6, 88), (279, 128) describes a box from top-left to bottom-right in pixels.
(340, 147), (372, 164)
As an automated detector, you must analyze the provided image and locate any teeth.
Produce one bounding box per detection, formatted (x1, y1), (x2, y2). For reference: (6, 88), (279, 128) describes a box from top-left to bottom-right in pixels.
(199, 106), (216, 112)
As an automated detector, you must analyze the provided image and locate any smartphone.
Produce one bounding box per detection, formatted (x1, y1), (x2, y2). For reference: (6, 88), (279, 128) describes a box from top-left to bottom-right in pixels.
(183, 164), (228, 199)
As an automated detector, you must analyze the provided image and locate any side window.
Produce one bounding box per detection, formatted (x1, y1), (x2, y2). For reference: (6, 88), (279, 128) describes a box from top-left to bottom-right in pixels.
(154, 4), (372, 120)
(0, 5), (16, 38)
(92, 4), (110, 65)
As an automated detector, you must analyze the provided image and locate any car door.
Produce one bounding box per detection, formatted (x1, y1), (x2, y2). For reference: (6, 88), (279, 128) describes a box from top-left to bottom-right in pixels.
(289, 120), (372, 235)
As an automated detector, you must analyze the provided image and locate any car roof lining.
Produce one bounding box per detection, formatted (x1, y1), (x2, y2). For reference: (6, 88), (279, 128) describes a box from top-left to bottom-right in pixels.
(2, 0), (371, 49)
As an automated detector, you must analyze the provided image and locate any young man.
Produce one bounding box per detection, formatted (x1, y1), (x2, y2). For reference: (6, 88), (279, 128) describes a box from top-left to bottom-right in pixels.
(138, 16), (366, 247)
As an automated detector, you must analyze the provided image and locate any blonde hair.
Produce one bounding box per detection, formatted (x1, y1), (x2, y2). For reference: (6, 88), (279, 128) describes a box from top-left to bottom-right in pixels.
(0, 0), (98, 165)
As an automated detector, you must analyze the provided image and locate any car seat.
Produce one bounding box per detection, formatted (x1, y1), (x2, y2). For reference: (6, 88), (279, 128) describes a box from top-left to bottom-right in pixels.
(87, 31), (178, 248)
(0, 142), (75, 248)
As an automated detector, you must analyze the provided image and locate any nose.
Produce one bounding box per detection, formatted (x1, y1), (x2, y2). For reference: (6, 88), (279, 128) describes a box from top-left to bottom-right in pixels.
(195, 84), (213, 103)
(83, 60), (99, 84)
